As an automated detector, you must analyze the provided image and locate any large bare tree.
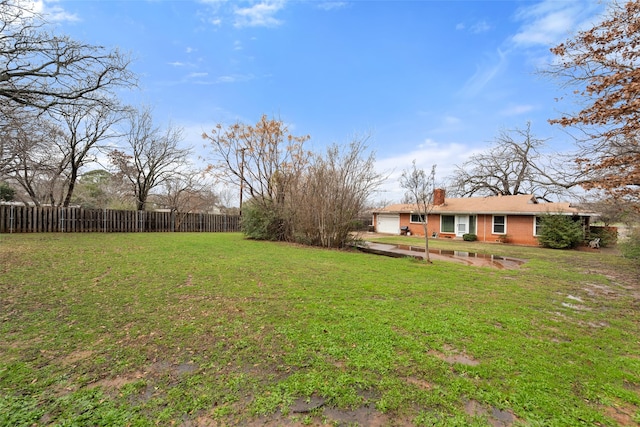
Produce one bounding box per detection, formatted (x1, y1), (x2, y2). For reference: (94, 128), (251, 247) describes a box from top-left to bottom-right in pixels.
(54, 101), (124, 206)
(203, 114), (310, 209)
(1, 101), (123, 206)
(449, 123), (579, 202)
(546, 0), (640, 205)
(1, 112), (67, 205)
(0, 0), (135, 113)
(203, 114), (310, 240)
(109, 107), (191, 211)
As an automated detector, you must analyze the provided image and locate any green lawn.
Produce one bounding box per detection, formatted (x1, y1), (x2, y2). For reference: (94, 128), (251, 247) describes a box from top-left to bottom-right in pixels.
(1, 232), (638, 426)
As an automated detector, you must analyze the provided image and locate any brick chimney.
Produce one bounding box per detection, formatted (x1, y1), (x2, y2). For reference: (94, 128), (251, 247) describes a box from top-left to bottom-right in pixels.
(433, 188), (445, 206)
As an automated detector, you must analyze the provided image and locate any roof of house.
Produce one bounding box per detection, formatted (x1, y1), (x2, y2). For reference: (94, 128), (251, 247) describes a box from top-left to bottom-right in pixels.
(374, 194), (597, 216)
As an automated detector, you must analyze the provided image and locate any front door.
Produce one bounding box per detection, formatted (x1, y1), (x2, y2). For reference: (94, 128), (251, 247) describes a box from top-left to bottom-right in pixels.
(455, 215), (469, 237)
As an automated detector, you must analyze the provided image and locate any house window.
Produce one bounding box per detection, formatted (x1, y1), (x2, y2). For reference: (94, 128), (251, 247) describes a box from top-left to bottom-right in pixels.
(441, 215), (455, 233)
(492, 215), (506, 234)
(410, 214), (426, 223)
(534, 216), (542, 236)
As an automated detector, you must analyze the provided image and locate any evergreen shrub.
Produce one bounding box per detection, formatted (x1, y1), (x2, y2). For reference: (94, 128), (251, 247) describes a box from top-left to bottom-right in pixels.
(537, 214), (584, 249)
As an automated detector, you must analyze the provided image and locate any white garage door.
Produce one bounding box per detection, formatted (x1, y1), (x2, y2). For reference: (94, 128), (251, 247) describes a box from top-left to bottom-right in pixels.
(377, 214), (400, 234)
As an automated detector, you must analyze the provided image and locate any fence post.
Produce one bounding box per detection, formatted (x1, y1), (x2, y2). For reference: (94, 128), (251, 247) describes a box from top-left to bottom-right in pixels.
(10, 205), (15, 233)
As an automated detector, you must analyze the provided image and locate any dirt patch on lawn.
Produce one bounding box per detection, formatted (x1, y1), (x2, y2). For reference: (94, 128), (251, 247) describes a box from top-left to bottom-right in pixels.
(243, 406), (403, 427)
(465, 399), (520, 426)
(405, 376), (433, 390)
(428, 344), (480, 367)
(86, 360), (199, 392)
(602, 401), (639, 427)
(61, 349), (94, 366)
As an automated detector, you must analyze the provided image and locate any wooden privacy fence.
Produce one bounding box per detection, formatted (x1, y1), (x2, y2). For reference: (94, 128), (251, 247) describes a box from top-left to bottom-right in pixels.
(0, 205), (241, 233)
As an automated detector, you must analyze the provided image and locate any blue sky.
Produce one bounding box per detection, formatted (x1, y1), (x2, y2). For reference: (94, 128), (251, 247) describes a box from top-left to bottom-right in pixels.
(37, 0), (607, 203)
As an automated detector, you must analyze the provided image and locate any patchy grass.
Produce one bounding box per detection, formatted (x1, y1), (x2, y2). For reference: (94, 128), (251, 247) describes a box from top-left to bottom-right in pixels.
(0, 232), (638, 426)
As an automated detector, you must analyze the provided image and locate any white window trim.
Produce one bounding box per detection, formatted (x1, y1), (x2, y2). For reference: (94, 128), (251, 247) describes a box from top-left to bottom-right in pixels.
(534, 216), (542, 236)
(469, 215), (477, 235)
(440, 214), (455, 233)
(410, 213), (426, 223)
(492, 215), (507, 235)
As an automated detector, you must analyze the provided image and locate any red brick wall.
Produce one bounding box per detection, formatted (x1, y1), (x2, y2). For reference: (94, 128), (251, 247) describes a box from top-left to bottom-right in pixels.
(400, 213), (541, 246)
(401, 213), (452, 238)
(470, 214), (539, 245)
(505, 215), (539, 246)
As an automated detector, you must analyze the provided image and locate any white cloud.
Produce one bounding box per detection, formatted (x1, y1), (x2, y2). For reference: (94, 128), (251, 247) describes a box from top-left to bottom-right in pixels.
(197, 0), (226, 26)
(316, 2), (348, 11)
(16, 0), (79, 22)
(374, 140), (476, 202)
(188, 72), (209, 79)
(499, 104), (535, 116)
(234, 1), (286, 28)
(216, 74), (254, 83)
(470, 20), (491, 34)
(511, 0), (604, 47)
(233, 40), (243, 50)
(443, 116), (461, 126)
(456, 20), (491, 34)
(459, 48), (508, 97)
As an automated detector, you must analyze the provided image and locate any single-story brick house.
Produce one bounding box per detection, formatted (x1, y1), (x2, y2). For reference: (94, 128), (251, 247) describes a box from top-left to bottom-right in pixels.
(372, 189), (598, 246)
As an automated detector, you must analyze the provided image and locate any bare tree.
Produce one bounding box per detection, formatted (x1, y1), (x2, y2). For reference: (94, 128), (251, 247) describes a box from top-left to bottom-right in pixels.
(1, 112), (67, 205)
(109, 107), (191, 211)
(152, 169), (219, 228)
(203, 114), (310, 208)
(295, 137), (385, 248)
(449, 122), (579, 202)
(215, 187), (238, 214)
(0, 109), (27, 176)
(203, 115), (310, 240)
(0, 0), (135, 113)
(204, 116), (384, 247)
(54, 101), (124, 206)
(400, 161), (436, 262)
(545, 0), (640, 206)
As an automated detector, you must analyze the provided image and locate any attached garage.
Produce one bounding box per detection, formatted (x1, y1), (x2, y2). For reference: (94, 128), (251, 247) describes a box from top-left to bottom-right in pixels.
(376, 214), (400, 234)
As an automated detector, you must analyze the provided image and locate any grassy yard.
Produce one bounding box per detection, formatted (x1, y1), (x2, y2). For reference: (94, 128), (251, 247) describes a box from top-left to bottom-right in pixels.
(0, 232), (638, 426)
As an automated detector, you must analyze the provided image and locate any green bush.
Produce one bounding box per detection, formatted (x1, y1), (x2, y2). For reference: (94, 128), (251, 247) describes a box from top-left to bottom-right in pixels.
(619, 229), (640, 259)
(0, 182), (15, 202)
(462, 233), (477, 241)
(588, 226), (618, 247)
(240, 201), (288, 241)
(537, 214), (584, 249)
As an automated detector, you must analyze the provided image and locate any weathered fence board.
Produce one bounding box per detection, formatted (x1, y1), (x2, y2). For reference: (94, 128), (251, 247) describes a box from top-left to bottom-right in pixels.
(0, 205), (240, 233)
